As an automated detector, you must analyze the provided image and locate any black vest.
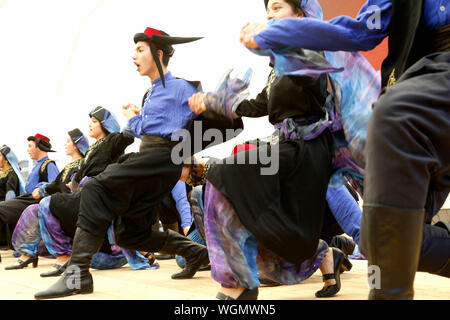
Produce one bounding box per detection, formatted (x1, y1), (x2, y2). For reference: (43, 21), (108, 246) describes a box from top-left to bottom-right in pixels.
(381, 0), (433, 88)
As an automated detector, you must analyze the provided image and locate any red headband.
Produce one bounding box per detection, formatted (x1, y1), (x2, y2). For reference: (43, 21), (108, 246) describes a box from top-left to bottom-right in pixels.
(31, 133), (50, 143)
(143, 27), (165, 39)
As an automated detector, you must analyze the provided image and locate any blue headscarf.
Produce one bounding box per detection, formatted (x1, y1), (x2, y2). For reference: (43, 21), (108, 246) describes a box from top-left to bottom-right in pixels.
(0, 145), (26, 195)
(89, 106), (120, 134)
(68, 128), (90, 156)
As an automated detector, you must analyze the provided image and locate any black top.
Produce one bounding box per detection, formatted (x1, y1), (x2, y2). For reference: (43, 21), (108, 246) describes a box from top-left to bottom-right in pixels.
(207, 69), (333, 266)
(44, 159), (83, 195)
(0, 168), (20, 201)
(236, 71), (327, 124)
(74, 132), (134, 183)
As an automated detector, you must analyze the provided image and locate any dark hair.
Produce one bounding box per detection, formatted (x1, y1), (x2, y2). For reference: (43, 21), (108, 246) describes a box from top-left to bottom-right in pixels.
(160, 48), (171, 67)
(157, 45), (172, 67)
(264, 0), (305, 16)
(140, 41), (171, 67)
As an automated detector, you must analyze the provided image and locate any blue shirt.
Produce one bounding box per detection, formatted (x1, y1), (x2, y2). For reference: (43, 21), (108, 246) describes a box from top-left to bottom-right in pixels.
(25, 156), (59, 193)
(128, 72), (197, 138)
(255, 0), (450, 52)
(128, 72), (197, 227)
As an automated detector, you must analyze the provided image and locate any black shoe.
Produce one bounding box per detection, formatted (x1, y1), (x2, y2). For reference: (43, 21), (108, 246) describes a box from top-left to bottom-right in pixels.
(199, 264), (211, 271)
(40, 262), (69, 277)
(5, 256), (38, 270)
(360, 205), (424, 300)
(154, 253), (175, 260)
(315, 248), (350, 298)
(216, 288), (259, 300)
(258, 275), (282, 287)
(144, 252), (156, 265)
(34, 228), (104, 300)
(157, 229), (209, 279)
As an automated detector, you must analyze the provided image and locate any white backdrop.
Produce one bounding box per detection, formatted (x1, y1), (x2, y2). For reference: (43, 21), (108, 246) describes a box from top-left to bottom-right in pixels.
(0, 0), (274, 166)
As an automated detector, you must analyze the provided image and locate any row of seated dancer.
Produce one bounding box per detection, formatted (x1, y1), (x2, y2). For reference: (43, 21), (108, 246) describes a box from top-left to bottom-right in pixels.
(0, 106), (363, 294)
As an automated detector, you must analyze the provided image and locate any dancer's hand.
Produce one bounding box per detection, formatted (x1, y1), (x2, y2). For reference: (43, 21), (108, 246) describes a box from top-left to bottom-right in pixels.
(31, 188), (42, 199)
(188, 92), (207, 114)
(183, 226), (190, 236)
(122, 103), (141, 120)
(240, 22), (267, 49)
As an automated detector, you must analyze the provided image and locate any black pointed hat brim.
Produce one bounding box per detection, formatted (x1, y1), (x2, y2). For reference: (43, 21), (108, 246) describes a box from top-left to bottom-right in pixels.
(133, 33), (202, 88)
(133, 33), (203, 46)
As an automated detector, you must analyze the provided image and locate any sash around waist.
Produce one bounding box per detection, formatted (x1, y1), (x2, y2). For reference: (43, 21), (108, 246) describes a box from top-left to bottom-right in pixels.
(139, 135), (179, 152)
(433, 24), (450, 52)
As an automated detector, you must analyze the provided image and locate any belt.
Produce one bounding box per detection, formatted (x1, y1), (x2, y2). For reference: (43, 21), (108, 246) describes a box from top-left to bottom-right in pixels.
(433, 24), (450, 52)
(139, 135), (179, 152)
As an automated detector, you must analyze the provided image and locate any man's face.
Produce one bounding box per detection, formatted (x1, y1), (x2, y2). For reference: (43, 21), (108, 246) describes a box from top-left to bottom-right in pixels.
(133, 41), (157, 77)
(27, 141), (40, 160)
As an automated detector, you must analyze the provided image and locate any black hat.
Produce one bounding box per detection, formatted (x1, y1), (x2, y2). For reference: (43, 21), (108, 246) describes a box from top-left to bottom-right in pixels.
(27, 133), (56, 152)
(133, 27), (202, 87)
(68, 128), (89, 156)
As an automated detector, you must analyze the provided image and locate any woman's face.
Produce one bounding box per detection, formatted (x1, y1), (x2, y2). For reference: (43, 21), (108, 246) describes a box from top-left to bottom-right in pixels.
(89, 117), (105, 140)
(65, 136), (78, 156)
(266, 0), (304, 20)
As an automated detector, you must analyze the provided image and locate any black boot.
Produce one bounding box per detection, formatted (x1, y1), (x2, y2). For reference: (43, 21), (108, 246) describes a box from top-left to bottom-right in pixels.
(154, 222), (179, 260)
(360, 205), (424, 300)
(34, 228), (104, 300)
(158, 229), (209, 279)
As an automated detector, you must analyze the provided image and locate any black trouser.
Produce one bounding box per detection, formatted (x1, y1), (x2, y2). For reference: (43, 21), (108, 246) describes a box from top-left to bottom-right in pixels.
(363, 52), (450, 274)
(76, 148), (182, 252)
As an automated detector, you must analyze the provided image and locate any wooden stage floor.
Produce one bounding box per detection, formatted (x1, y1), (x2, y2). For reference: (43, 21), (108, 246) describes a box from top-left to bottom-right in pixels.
(0, 249), (448, 300)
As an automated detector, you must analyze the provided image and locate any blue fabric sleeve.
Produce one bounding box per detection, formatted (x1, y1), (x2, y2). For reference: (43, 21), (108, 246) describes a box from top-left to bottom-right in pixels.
(171, 181), (192, 230)
(46, 162), (59, 184)
(127, 115), (143, 139)
(122, 121), (136, 138)
(34, 162), (59, 190)
(254, 0), (391, 52)
(326, 185), (362, 244)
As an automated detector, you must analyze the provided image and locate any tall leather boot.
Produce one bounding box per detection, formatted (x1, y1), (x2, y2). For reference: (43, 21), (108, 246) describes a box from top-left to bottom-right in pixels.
(360, 205), (424, 300)
(158, 229), (209, 279)
(34, 227), (104, 300)
(154, 222), (179, 260)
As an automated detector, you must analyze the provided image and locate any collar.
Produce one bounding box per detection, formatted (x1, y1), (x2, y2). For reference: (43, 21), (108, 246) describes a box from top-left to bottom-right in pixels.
(36, 155), (49, 164)
(152, 71), (174, 87)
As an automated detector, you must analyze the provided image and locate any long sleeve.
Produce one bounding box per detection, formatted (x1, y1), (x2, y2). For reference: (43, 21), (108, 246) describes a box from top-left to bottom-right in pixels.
(254, 0), (391, 52)
(107, 132), (135, 161)
(235, 82), (269, 118)
(326, 185), (362, 244)
(171, 181), (192, 230)
(41, 170), (64, 195)
(6, 172), (19, 197)
(127, 115), (143, 139)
